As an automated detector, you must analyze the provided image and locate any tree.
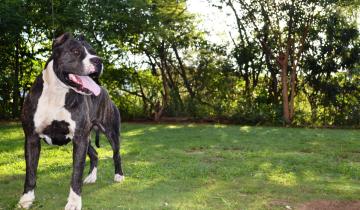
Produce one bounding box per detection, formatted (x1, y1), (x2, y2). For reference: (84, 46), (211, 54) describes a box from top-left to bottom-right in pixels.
(215, 0), (347, 124)
(302, 9), (360, 125)
(1, 0), (360, 127)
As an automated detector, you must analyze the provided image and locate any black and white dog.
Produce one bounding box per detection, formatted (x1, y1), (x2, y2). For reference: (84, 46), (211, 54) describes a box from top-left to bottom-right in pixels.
(18, 33), (124, 210)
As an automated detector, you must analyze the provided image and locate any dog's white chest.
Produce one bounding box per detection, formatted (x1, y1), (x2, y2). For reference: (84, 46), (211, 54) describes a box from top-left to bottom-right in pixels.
(33, 61), (76, 141)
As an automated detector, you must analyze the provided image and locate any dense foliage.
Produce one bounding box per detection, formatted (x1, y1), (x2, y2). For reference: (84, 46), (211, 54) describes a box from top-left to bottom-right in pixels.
(0, 0), (359, 126)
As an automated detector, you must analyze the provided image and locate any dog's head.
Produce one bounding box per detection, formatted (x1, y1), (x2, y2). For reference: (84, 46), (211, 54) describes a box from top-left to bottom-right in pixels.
(51, 33), (103, 96)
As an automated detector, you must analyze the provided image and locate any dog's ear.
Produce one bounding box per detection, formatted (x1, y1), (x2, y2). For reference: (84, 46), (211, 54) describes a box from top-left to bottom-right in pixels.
(52, 32), (71, 49)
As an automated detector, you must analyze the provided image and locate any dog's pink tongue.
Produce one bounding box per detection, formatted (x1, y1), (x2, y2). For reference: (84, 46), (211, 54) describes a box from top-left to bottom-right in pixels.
(80, 76), (101, 96)
(69, 74), (101, 96)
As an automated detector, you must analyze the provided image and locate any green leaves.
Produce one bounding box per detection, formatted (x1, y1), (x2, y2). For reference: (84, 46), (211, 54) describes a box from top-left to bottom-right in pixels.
(1, 0), (360, 125)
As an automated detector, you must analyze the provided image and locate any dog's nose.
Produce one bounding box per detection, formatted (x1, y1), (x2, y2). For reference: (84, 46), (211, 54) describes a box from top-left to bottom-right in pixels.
(90, 57), (102, 65)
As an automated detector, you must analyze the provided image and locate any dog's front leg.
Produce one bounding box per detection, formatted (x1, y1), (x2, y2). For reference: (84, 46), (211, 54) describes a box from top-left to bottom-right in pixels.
(18, 134), (40, 209)
(65, 135), (88, 210)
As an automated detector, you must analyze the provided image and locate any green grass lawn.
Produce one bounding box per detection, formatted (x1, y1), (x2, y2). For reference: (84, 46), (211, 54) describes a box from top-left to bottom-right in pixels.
(1, 123), (360, 209)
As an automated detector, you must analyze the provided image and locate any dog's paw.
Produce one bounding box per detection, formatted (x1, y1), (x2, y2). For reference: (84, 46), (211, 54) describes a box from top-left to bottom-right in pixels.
(64, 203), (81, 210)
(18, 190), (35, 209)
(83, 167), (97, 184)
(65, 188), (81, 210)
(114, 174), (125, 182)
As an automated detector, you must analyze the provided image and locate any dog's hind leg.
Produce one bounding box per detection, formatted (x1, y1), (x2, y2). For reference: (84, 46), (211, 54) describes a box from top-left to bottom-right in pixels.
(105, 130), (124, 182)
(18, 134), (40, 209)
(83, 143), (98, 184)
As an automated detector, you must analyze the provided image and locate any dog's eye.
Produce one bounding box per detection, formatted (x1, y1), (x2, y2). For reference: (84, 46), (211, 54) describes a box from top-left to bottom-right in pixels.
(72, 49), (80, 56)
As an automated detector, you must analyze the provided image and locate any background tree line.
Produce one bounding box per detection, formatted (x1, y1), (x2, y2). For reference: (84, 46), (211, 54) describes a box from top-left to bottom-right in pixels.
(1, 0), (360, 126)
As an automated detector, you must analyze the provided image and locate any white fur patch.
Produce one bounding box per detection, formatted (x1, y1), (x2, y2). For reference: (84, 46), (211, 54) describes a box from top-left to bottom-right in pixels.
(18, 190), (35, 209)
(83, 167), (97, 184)
(114, 174), (125, 182)
(82, 47), (98, 74)
(34, 60), (76, 140)
(65, 188), (82, 210)
(40, 134), (52, 145)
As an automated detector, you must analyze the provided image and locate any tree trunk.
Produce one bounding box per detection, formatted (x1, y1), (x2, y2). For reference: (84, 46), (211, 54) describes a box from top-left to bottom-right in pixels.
(12, 37), (20, 119)
(134, 71), (150, 116)
(289, 22), (310, 121)
(309, 95), (317, 123)
(172, 44), (195, 99)
(163, 63), (183, 111)
(280, 3), (295, 125)
(278, 52), (291, 124)
(289, 64), (296, 121)
(154, 71), (168, 122)
(270, 71), (279, 105)
(154, 46), (170, 122)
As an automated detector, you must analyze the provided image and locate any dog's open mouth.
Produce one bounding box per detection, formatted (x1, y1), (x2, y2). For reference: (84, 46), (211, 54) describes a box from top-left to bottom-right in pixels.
(65, 73), (101, 96)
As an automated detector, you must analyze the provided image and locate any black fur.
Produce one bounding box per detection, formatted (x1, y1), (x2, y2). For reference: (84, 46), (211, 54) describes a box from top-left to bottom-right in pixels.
(42, 120), (71, 146)
(19, 33), (124, 208)
(21, 76), (43, 193)
(95, 130), (100, 148)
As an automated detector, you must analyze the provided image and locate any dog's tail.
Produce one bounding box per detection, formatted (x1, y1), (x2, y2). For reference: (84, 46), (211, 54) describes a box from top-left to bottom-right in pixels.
(95, 130), (100, 148)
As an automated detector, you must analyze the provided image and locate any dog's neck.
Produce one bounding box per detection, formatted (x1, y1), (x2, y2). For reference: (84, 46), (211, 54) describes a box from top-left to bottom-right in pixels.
(43, 60), (69, 91)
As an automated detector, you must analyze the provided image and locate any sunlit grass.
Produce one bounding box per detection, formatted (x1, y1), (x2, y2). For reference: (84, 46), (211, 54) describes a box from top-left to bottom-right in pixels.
(0, 123), (360, 209)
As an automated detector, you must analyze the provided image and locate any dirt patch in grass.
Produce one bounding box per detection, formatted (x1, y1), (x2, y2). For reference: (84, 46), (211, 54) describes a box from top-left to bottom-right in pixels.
(297, 200), (360, 210)
(185, 146), (206, 154)
(202, 156), (224, 163)
(268, 199), (292, 209)
(222, 146), (243, 151)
